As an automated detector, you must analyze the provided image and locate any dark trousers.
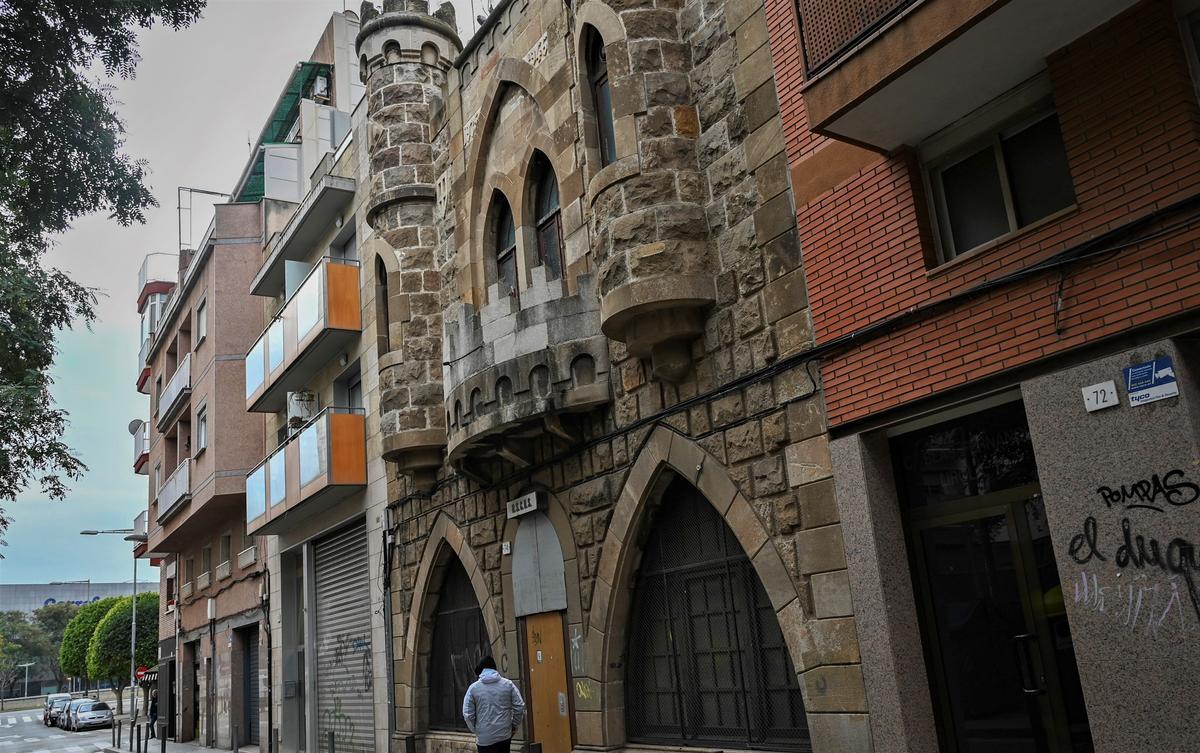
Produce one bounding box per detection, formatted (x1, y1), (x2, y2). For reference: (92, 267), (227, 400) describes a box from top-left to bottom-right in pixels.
(148, 715), (156, 738)
(478, 738), (511, 753)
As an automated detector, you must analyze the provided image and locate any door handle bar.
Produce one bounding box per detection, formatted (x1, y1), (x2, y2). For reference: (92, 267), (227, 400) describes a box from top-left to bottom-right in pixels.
(1012, 633), (1043, 695)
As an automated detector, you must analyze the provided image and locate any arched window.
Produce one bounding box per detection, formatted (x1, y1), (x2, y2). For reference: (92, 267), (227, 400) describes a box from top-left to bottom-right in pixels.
(625, 477), (809, 749)
(375, 256), (391, 354)
(531, 153), (563, 281)
(428, 557), (490, 731)
(586, 30), (616, 166)
(493, 193), (518, 299)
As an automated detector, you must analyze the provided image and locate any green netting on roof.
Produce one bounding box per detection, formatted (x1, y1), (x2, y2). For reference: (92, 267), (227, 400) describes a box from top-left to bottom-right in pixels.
(236, 61), (333, 203)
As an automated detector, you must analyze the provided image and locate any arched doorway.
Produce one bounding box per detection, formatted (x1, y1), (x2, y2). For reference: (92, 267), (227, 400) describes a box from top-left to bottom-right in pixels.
(427, 557), (490, 731)
(625, 476), (810, 749)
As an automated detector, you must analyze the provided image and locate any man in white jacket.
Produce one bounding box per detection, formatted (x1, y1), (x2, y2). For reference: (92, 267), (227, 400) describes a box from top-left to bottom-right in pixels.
(463, 656), (526, 753)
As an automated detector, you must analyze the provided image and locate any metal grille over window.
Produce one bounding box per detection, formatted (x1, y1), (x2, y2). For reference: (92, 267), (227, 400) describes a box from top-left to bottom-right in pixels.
(429, 557), (491, 731)
(625, 478), (810, 750)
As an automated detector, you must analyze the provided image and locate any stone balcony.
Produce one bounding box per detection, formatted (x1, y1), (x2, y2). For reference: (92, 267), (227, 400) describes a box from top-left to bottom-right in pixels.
(443, 271), (610, 466)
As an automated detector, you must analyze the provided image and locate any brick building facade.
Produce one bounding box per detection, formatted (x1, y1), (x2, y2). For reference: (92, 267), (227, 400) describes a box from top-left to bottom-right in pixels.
(768, 0), (1200, 750)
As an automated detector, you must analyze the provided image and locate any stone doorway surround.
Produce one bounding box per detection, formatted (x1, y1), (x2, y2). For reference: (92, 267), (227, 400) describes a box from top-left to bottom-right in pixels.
(585, 425), (872, 752)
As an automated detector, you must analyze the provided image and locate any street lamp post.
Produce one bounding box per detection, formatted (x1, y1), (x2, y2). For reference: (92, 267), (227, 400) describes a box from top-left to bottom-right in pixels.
(79, 529), (148, 714)
(18, 662), (35, 697)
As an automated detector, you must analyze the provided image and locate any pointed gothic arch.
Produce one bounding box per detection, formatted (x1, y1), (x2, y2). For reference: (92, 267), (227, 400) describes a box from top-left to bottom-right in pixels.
(585, 427), (815, 748)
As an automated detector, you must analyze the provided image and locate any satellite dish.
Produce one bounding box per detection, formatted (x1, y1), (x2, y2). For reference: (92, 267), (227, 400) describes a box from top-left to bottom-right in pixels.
(127, 419), (145, 435)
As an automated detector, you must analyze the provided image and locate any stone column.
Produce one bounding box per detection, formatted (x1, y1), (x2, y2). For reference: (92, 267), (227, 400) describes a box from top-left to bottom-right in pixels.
(357, 2), (461, 489)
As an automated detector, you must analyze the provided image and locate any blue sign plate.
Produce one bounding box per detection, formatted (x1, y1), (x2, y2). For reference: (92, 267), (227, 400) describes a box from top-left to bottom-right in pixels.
(1124, 356), (1179, 407)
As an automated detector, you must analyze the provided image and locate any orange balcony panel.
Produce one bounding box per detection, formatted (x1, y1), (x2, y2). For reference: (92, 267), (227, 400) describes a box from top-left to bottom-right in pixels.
(246, 408), (366, 536)
(245, 258), (362, 413)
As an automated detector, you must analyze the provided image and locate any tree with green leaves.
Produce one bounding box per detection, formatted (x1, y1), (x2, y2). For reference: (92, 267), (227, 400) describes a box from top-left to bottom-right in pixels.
(86, 594), (158, 714)
(59, 596), (119, 691)
(0, 0), (206, 527)
(34, 601), (79, 690)
(0, 611), (50, 696)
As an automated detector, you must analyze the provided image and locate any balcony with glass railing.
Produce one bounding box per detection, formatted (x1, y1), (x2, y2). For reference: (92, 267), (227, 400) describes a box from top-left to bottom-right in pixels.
(157, 353), (192, 430)
(157, 459), (192, 524)
(136, 336), (155, 394)
(133, 421), (150, 475)
(138, 253), (178, 308)
(246, 407), (366, 536)
(246, 258), (361, 413)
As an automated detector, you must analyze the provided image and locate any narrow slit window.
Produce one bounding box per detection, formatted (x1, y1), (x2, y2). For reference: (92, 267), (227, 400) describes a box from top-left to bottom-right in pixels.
(532, 154), (563, 281)
(587, 32), (617, 166)
(493, 193), (518, 299)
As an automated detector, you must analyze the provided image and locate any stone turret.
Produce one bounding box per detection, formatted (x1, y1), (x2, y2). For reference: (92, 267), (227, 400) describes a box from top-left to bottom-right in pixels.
(357, 1), (461, 489)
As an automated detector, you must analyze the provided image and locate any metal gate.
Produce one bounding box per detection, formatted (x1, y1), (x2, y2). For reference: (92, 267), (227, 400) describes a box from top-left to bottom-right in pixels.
(245, 633), (260, 745)
(313, 520), (373, 753)
(625, 478), (810, 750)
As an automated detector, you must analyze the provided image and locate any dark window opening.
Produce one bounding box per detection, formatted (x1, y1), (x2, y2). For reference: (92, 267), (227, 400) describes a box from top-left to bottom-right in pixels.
(428, 557), (490, 731)
(531, 153), (563, 281)
(931, 111), (1074, 260)
(493, 193), (518, 300)
(375, 256), (391, 355)
(625, 477), (810, 750)
(586, 31), (616, 167)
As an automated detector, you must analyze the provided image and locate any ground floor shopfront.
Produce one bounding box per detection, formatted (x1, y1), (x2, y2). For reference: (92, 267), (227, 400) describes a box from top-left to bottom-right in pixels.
(156, 615), (265, 750)
(831, 335), (1200, 753)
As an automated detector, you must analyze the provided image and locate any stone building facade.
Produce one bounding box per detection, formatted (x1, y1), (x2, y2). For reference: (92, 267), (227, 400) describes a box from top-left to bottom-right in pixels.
(357, 0), (869, 750)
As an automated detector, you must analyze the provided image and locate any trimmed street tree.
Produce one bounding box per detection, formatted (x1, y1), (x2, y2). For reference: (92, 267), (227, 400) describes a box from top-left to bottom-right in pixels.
(0, 611), (50, 696)
(59, 596), (118, 690)
(0, 0), (206, 525)
(86, 594), (158, 714)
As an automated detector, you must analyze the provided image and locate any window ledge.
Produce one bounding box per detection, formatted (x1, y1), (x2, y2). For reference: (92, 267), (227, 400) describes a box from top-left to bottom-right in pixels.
(926, 204), (1078, 278)
(193, 446), (207, 460)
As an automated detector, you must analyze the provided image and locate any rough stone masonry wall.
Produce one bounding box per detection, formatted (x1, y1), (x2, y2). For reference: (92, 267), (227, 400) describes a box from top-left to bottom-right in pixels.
(380, 0), (872, 748)
(365, 23), (452, 484)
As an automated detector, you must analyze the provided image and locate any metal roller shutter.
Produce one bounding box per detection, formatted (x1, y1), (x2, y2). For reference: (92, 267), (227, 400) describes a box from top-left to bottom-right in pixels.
(313, 521), (373, 753)
(246, 638), (260, 745)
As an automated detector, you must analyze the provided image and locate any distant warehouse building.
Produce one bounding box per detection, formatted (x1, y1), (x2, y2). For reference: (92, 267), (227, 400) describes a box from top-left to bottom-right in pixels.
(0, 582), (154, 615)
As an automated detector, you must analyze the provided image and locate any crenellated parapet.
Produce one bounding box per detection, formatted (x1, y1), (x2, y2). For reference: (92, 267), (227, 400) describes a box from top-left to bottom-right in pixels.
(443, 272), (611, 467)
(357, 0), (461, 489)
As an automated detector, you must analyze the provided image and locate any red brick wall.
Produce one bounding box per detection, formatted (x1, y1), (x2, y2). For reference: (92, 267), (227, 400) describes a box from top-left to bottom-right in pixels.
(768, 0), (1200, 426)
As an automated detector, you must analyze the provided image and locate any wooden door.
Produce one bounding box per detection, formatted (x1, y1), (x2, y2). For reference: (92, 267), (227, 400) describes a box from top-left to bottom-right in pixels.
(523, 611), (572, 753)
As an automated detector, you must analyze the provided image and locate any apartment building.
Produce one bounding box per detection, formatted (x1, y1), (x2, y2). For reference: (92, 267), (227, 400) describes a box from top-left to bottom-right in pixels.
(353, 0), (866, 751)
(232, 12), (390, 753)
(132, 13), (365, 750)
(764, 0), (1200, 750)
(135, 197), (268, 749)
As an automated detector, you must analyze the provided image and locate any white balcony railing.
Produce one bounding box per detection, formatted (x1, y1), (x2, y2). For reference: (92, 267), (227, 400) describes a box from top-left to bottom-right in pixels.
(237, 545), (257, 569)
(138, 253), (178, 294)
(158, 352), (192, 422)
(133, 510), (147, 539)
(180, 582), (193, 600)
(216, 561), (231, 580)
(133, 422), (149, 470)
(138, 336), (153, 372)
(197, 571), (211, 590)
(157, 460), (191, 521)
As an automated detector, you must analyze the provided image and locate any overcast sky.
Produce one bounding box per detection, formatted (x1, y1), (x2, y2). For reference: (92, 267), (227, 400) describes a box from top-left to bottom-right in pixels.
(2, 0), (477, 587)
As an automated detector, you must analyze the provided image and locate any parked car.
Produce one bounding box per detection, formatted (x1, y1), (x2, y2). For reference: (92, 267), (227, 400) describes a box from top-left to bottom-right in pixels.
(59, 699), (87, 730)
(44, 696), (71, 726)
(67, 701), (113, 732)
(43, 693), (71, 726)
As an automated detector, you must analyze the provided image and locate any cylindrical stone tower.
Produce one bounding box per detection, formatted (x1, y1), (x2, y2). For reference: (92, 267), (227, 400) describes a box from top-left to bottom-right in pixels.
(357, 0), (461, 489)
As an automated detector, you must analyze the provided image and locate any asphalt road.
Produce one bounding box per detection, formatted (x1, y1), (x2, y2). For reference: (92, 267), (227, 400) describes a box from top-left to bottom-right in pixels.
(0, 711), (110, 753)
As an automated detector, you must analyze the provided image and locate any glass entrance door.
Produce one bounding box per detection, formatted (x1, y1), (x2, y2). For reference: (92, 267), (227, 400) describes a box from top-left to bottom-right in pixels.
(909, 488), (1091, 752)
(892, 401), (1093, 753)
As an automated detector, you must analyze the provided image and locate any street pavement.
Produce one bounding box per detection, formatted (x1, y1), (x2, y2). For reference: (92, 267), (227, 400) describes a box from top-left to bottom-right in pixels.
(0, 710), (111, 753)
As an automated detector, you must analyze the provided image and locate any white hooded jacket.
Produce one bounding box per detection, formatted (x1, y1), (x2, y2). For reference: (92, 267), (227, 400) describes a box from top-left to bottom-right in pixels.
(463, 669), (526, 745)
